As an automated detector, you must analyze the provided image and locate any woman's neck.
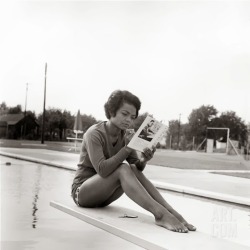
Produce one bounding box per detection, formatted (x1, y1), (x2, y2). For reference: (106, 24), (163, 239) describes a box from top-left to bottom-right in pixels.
(106, 121), (121, 137)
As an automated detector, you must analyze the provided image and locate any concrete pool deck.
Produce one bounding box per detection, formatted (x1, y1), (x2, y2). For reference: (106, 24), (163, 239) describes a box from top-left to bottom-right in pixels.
(1, 147), (250, 207)
(1, 147), (250, 250)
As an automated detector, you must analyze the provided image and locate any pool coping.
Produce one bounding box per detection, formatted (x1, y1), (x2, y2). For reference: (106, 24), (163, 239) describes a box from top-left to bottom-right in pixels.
(1, 151), (250, 207)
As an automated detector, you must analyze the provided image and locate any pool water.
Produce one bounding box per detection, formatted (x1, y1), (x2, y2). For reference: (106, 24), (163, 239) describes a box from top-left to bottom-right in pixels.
(1, 157), (142, 250)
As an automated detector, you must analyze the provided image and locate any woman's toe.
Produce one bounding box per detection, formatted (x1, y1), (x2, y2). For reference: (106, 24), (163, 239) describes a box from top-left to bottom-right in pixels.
(187, 224), (196, 231)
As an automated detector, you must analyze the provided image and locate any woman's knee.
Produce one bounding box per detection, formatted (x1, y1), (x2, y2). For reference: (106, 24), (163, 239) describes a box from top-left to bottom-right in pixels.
(117, 163), (134, 177)
(130, 164), (142, 177)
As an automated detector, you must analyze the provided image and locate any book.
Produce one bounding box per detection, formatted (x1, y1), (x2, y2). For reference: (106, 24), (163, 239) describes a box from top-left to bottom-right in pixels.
(127, 115), (167, 152)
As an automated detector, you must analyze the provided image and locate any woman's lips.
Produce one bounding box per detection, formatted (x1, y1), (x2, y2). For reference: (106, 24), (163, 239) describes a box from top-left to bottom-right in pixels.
(122, 123), (130, 128)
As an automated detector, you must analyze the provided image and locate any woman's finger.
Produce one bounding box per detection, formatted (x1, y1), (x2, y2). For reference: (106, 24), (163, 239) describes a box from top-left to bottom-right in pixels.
(142, 149), (153, 159)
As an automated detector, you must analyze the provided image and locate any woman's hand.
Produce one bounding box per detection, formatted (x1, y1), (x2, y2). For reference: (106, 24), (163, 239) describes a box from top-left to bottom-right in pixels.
(140, 146), (156, 163)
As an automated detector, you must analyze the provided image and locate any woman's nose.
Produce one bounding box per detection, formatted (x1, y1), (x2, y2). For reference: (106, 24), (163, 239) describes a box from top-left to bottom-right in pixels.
(125, 116), (133, 123)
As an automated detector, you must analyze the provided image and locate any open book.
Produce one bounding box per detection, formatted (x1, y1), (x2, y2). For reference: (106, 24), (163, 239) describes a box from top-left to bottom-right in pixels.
(127, 115), (167, 152)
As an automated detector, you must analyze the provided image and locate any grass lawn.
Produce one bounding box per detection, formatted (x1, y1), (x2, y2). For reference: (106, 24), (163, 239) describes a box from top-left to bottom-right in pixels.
(211, 172), (250, 179)
(149, 149), (249, 170)
(1, 139), (250, 179)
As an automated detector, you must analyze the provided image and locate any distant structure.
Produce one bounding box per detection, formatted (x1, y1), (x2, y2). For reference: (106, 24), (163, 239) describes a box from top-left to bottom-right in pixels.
(0, 114), (39, 139)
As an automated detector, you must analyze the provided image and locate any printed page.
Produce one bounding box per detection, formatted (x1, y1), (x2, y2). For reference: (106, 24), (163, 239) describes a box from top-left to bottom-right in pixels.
(127, 116), (167, 152)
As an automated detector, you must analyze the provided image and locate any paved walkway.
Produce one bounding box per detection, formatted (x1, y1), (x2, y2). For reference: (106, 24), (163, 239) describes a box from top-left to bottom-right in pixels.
(0, 147), (250, 206)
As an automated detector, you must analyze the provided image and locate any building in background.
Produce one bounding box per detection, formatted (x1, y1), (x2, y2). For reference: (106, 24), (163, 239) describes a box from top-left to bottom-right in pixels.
(0, 114), (39, 139)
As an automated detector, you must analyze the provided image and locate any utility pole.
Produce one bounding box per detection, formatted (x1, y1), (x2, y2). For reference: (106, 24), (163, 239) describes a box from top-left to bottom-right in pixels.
(22, 83), (29, 138)
(24, 83), (28, 117)
(177, 113), (181, 150)
(41, 63), (47, 144)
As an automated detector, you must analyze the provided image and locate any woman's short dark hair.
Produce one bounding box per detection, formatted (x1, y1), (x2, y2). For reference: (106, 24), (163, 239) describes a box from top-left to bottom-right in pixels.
(104, 90), (141, 119)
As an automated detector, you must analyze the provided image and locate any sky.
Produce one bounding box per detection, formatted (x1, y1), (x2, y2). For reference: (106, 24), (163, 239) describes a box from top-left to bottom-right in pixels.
(1, 1), (250, 125)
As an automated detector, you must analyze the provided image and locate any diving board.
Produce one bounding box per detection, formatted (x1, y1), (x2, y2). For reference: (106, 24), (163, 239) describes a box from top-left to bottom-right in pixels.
(50, 200), (248, 250)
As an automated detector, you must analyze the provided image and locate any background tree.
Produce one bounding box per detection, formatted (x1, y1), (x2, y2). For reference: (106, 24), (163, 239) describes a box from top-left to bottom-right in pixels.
(81, 114), (99, 133)
(59, 110), (74, 139)
(37, 108), (64, 140)
(188, 105), (218, 145)
(25, 110), (36, 120)
(210, 111), (248, 144)
(0, 102), (8, 115)
(2, 101), (248, 146)
(37, 108), (100, 140)
(22, 110), (39, 139)
(167, 119), (180, 149)
(181, 123), (193, 150)
(8, 104), (22, 114)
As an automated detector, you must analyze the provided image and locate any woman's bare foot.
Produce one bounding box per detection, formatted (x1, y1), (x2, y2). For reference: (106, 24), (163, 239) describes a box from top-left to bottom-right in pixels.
(155, 212), (188, 233)
(170, 210), (196, 231)
(183, 222), (196, 231)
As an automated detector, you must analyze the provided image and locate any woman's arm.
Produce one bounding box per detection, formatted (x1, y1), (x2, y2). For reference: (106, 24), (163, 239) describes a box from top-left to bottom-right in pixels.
(85, 132), (131, 178)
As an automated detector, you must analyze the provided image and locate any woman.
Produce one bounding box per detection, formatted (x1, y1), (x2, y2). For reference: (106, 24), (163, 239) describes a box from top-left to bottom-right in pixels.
(71, 90), (196, 233)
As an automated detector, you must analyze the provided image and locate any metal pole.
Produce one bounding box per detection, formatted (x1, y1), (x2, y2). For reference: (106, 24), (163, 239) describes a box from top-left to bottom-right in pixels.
(75, 132), (77, 152)
(23, 83), (28, 138)
(177, 114), (181, 150)
(24, 83), (28, 117)
(226, 128), (230, 154)
(41, 63), (47, 144)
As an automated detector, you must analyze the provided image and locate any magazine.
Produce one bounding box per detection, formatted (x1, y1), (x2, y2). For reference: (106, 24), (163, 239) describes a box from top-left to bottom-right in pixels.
(127, 115), (167, 152)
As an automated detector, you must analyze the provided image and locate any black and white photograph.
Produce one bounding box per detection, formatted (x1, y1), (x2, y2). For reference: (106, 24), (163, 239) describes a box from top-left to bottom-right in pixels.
(1, 1), (250, 250)
(138, 119), (157, 142)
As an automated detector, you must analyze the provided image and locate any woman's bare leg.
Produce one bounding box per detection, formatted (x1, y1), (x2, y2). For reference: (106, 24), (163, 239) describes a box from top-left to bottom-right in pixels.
(78, 163), (188, 233)
(131, 165), (196, 231)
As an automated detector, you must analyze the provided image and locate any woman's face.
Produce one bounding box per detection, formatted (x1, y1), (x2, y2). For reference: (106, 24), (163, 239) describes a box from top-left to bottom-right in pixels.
(110, 102), (137, 130)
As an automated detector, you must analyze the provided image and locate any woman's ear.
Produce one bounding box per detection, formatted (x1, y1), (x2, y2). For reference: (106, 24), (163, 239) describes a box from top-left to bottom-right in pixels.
(109, 111), (116, 118)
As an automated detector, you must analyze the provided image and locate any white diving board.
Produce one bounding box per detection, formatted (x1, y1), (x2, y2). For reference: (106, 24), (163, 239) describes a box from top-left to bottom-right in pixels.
(50, 200), (248, 250)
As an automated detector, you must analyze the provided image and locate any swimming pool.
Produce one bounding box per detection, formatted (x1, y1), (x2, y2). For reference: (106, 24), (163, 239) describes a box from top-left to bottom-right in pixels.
(1, 156), (142, 250)
(1, 156), (249, 249)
